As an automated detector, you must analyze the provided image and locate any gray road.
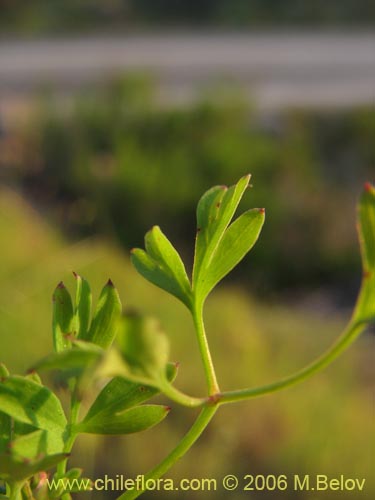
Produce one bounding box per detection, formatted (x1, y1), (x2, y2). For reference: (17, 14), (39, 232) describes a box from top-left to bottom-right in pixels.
(0, 32), (374, 113)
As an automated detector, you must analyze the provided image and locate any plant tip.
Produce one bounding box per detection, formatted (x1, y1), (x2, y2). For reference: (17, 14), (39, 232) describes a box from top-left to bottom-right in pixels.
(57, 281), (65, 289)
(72, 271), (79, 279)
(107, 278), (115, 287)
(364, 181), (373, 193)
(259, 208), (266, 214)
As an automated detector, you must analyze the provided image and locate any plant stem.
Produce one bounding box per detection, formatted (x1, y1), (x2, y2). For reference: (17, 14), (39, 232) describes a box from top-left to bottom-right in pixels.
(9, 483), (22, 500)
(160, 381), (207, 408)
(57, 383), (81, 478)
(191, 302), (220, 395)
(217, 319), (365, 405)
(116, 405), (218, 500)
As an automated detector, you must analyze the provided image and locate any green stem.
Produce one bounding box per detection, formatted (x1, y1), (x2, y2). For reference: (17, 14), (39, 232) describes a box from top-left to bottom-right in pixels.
(116, 405), (218, 500)
(160, 381), (207, 408)
(57, 383), (81, 478)
(217, 319), (365, 405)
(191, 302), (220, 394)
(9, 482), (23, 500)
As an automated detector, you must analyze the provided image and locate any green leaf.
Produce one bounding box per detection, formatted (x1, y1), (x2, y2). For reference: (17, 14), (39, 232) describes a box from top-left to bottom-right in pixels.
(193, 174), (263, 305)
(0, 376), (67, 433)
(354, 182), (375, 323)
(10, 429), (65, 459)
(76, 404), (170, 435)
(117, 314), (170, 384)
(0, 364), (9, 379)
(131, 226), (192, 307)
(83, 280), (122, 349)
(52, 282), (74, 352)
(197, 208), (265, 298)
(83, 362), (178, 425)
(0, 452), (68, 482)
(30, 342), (102, 374)
(73, 273), (92, 340)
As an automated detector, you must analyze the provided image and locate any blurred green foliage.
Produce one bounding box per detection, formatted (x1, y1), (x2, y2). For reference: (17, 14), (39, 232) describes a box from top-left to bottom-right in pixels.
(1, 77), (373, 293)
(0, 185), (373, 499)
(1, 0), (374, 34)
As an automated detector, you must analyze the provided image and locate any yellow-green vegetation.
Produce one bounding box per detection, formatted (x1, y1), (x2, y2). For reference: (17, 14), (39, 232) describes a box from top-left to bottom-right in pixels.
(0, 183), (373, 499)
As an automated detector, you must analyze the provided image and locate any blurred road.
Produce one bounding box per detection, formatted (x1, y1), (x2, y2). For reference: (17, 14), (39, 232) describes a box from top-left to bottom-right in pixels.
(0, 32), (374, 115)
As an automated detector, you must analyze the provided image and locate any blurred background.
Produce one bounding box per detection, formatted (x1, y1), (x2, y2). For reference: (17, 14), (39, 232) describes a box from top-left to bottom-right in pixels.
(0, 2), (374, 499)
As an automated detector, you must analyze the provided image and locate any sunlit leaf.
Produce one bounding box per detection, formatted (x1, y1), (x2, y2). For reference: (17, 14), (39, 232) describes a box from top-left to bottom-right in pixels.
(131, 226), (192, 307)
(193, 174), (264, 305)
(197, 208), (265, 298)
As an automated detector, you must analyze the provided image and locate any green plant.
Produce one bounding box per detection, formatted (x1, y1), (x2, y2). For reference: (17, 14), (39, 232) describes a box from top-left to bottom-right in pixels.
(0, 175), (374, 499)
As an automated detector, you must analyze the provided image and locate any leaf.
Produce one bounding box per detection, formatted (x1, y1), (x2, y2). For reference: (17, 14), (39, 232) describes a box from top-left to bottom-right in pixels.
(131, 226), (192, 307)
(52, 282), (74, 352)
(196, 208), (265, 298)
(354, 182), (375, 323)
(193, 175), (264, 305)
(10, 429), (65, 459)
(30, 342), (102, 374)
(82, 280), (122, 349)
(76, 404), (170, 435)
(0, 376), (67, 433)
(82, 362), (178, 425)
(0, 364), (9, 379)
(0, 452), (68, 482)
(116, 314), (170, 384)
(73, 273), (92, 340)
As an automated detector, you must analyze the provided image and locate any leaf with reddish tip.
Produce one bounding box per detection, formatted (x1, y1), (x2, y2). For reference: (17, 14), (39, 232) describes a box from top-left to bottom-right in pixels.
(354, 182), (375, 323)
(77, 404), (170, 435)
(84, 280), (122, 349)
(52, 282), (74, 352)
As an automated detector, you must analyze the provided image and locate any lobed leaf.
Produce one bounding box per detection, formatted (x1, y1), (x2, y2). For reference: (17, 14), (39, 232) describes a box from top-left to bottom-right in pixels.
(193, 174), (264, 305)
(52, 282), (74, 352)
(0, 376), (67, 433)
(131, 226), (192, 308)
(83, 280), (122, 349)
(76, 404), (170, 435)
(197, 208), (265, 298)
